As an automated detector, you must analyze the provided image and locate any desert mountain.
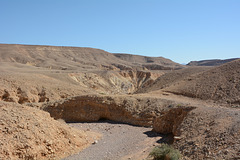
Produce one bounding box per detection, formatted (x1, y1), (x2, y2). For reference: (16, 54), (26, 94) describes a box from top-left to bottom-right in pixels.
(136, 66), (212, 94)
(0, 44), (183, 103)
(138, 59), (240, 105)
(165, 59), (240, 104)
(114, 53), (184, 70)
(0, 43), (239, 160)
(0, 44), (183, 71)
(187, 58), (239, 66)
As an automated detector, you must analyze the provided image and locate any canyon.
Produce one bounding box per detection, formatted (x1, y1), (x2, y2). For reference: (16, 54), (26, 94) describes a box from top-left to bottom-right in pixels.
(0, 44), (239, 160)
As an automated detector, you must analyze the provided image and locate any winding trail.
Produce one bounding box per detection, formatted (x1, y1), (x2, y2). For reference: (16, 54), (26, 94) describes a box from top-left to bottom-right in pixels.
(62, 120), (163, 160)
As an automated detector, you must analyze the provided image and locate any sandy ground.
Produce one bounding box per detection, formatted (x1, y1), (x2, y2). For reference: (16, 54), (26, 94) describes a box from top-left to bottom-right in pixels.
(63, 120), (163, 160)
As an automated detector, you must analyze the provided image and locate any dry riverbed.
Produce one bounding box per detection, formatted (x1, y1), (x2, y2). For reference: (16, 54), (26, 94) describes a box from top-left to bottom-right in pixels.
(62, 120), (164, 160)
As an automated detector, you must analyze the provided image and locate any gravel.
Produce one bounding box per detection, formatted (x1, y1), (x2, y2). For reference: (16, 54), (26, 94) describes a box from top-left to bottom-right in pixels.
(62, 120), (162, 160)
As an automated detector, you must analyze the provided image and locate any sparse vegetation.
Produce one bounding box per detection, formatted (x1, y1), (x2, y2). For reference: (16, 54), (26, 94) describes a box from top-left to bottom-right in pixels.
(149, 144), (181, 160)
(231, 105), (240, 108)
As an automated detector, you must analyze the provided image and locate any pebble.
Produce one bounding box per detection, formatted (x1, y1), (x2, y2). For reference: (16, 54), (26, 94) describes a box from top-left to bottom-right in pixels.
(92, 140), (98, 144)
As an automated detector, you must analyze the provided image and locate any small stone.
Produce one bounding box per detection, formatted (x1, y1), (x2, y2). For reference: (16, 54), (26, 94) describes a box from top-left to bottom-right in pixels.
(92, 140), (98, 144)
(174, 136), (182, 140)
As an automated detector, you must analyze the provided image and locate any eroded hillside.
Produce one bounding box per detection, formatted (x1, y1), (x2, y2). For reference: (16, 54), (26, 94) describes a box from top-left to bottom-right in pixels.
(0, 101), (100, 160)
(0, 44), (240, 160)
(165, 59), (240, 105)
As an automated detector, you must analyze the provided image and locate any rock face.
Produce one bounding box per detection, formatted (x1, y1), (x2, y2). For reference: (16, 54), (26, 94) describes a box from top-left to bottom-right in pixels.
(0, 102), (99, 160)
(152, 106), (195, 135)
(42, 95), (178, 127)
(69, 70), (162, 95)
(42, 95), (197, 136)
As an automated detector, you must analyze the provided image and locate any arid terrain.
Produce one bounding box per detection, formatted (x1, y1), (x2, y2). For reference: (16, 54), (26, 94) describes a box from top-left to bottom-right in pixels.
(187, 58), (239, 66)
(0, 44), (239, 160)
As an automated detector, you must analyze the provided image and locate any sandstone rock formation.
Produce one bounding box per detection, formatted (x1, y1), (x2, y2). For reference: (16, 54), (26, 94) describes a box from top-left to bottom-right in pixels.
(41, 95), (176, 127)
(152, 105), (195, 135)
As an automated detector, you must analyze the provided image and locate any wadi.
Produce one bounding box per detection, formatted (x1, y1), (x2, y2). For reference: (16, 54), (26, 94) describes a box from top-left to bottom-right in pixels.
(0, 44), (239, 160)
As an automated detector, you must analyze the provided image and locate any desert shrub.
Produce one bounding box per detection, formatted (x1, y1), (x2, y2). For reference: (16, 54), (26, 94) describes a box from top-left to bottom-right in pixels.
(149, 144), (181, 160)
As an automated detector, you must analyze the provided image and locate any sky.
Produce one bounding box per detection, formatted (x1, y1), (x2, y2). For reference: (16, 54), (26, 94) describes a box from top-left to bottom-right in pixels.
(1, 0), (240, 64)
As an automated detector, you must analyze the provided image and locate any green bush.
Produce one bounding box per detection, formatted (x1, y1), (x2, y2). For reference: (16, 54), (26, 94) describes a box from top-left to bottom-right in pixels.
(149, 144), (181, 160)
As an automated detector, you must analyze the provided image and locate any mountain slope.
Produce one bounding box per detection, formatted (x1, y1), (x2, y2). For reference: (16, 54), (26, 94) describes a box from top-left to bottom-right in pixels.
(187, 58), (239, 66)
(136, 66), (211, 93)
(114, 53), (184, 70)
(165, 59), (240, 104)
(0, 101), (99, 160)
(0, 44), (128, 70)
(0, 44), (184, 71)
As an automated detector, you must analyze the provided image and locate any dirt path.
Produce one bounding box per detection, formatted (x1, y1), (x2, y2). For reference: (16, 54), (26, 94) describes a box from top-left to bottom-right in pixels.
(62, 120), (163, 160)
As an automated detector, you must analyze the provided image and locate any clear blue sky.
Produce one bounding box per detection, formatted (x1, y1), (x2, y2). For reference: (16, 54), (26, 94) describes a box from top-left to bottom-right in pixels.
(1, 0), (240, 63)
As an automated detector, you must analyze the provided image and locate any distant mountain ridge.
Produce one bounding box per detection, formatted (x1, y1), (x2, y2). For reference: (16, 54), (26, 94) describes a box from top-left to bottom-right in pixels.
(114, 53), (184, 70)
(0, 44), (184, 71)
(187, 58), (239, 66)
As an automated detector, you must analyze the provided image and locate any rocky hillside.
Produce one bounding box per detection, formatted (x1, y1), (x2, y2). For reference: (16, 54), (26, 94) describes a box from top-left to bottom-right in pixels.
(0, 44), (126, 70)
(136, 66), (211, 94)
(174, 105), (240, 160)
(1, 43), (239, 160)
(114, 53), (184, 70)
(0, 102), (100, 160)
(41, 94), (240, 160)
(0, 64), (163, 104)
(165, 59), (240, 104)
(0, 44), (183, 71)
(187, 58), (239, 66)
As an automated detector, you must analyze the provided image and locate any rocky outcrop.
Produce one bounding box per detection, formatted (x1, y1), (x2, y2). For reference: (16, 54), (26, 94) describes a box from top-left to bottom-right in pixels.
(0, 87), (50, 104)
(42, 95), (197, 136)
(69, 70), (162, 95)
(0, 69), (161, 104)
(42, 95), (177, 127)
(1, 90), (15, 102)
(152, 106), (195, 135)
(119, 70), (161, 92)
